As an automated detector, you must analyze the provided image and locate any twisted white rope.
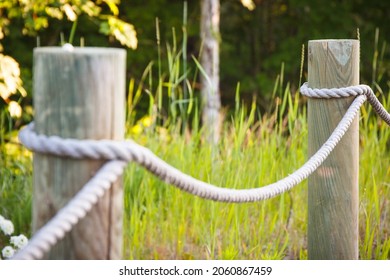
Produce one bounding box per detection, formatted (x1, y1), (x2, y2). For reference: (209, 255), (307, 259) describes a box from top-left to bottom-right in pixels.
(13, 83), (390, 259)
(300, 83), (390, 126)
(18, 97), (365, 203)
(300, 82), (367, 98)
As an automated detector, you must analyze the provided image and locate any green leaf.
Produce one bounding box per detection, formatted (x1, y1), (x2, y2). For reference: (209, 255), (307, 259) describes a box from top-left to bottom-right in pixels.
(99, 21), (110, 35)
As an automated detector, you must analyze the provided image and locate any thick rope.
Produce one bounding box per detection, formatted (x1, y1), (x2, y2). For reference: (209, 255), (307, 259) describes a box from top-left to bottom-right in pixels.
(300, 83), (390, 126)
(18, 97), (366, 203)
(13, 83), (390, 259)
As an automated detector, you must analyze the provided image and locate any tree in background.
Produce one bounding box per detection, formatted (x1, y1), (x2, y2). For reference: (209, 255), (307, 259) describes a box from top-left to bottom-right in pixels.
(199, 0), (258, 143)
(200, 0), (221, 143)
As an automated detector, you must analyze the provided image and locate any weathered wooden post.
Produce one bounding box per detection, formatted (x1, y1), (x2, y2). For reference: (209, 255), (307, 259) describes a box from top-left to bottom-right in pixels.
(308, 39), (359, 259)
(33, 47), (126, 259)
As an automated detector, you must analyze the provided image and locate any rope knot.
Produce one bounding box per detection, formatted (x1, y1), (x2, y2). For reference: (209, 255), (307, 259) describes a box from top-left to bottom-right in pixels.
(300, 82), (371, 99)
(300, 83), (390, 126)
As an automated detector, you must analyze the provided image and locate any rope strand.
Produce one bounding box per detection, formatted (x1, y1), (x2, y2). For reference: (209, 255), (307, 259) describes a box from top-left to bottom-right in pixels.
(300, 82), (390, 125)
(18, 96), (365, 203)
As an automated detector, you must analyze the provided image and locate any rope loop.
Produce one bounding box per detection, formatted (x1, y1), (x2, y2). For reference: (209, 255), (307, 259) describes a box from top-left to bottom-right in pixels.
(300, 82), (367, 98)
(300, 82), (390, 126)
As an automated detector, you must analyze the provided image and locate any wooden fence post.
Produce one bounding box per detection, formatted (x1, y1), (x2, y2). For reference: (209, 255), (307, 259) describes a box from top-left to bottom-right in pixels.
(33, 47), (126, 259)
(307, 39), (359, 259)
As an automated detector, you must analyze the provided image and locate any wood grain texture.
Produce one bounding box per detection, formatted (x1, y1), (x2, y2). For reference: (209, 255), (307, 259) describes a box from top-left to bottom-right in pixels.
(33, 47), (126, 259)
(307, 40), (359, 259)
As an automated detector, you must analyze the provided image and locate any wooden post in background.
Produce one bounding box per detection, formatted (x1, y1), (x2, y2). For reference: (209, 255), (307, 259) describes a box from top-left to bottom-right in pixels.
(308, 40), (359, 259)
(33, 47), (126, 259)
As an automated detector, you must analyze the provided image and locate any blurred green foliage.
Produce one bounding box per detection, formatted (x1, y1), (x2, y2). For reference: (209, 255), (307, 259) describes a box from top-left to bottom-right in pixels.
(0, 0), (389, 121)
(0, 0), (137, 129)
(220, 0), (390, 104)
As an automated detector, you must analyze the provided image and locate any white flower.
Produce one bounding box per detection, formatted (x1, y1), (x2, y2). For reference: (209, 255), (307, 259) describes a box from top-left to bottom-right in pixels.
(0, 219), (14, 235)
(10, 234), (28, 249)
(0, 215), (4, 222)
(2, 246), (15, 259)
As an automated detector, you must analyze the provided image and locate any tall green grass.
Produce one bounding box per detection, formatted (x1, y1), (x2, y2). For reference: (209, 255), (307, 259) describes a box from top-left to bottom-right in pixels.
(122, 78), (389, 259)
(0, 17), (389, 259)
(120, 22), (389, 259)
(1, 67), (389, 259)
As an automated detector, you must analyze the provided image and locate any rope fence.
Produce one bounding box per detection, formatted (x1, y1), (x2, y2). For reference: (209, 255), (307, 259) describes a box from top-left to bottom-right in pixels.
(6, 40), (390, 260)
(11, 82), (390, 260)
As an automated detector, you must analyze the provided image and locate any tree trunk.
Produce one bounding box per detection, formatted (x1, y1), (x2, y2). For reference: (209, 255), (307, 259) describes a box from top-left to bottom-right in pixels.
(200, 0), (221, 144)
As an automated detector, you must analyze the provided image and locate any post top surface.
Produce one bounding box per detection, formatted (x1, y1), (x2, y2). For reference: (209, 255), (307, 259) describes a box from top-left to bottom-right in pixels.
(34, 46), (126, 55)
(309, 39), (359, 43)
